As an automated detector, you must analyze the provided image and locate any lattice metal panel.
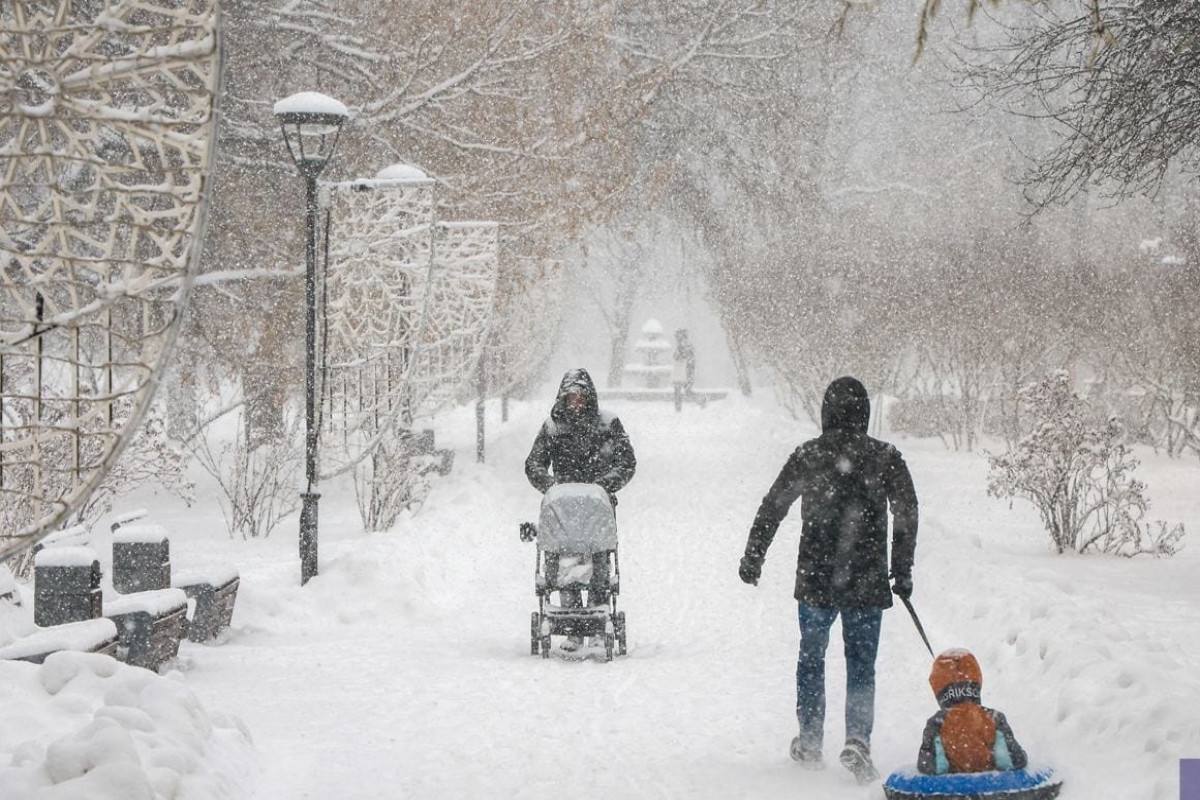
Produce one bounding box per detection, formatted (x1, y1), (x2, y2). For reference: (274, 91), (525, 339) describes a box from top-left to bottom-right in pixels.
(487, 255), (564, 396)
(319, 179), (501, 473)
(413, 221), (498, 413)
(0, 0), (221, 556)
(319, 176), (435, 476)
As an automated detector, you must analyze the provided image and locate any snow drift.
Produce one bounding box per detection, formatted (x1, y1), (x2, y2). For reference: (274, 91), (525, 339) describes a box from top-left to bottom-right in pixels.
(0, 652), (255, 799)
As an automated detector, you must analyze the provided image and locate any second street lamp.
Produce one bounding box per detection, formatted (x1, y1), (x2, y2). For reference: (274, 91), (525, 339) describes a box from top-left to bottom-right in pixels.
(273, 91), (349, 585)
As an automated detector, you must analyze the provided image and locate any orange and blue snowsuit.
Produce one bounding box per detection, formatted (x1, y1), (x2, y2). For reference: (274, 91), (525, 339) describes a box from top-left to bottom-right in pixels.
(917, 649), (1028, 775)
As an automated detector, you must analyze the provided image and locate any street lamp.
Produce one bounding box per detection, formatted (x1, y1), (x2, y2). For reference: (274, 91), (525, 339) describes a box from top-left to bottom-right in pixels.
(274, 91), (349, 585)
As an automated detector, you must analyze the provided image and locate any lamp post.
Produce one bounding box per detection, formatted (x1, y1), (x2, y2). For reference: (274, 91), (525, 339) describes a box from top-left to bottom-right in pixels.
(273, 91), (348, 585)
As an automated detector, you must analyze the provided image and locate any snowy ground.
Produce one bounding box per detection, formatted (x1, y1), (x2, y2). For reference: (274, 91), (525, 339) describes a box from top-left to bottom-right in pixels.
(13, 391), (1200, 799)
(0, 652), (254, 798)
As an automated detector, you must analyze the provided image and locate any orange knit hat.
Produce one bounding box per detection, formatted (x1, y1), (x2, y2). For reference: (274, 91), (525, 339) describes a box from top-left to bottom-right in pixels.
(930, 648), (983, 708)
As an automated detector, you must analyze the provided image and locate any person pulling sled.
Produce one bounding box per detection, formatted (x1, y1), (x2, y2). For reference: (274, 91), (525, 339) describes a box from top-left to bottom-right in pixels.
(738, 376), (918, 784)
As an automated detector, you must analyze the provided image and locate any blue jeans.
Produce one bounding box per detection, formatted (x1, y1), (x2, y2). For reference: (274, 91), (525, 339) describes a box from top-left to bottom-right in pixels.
(795, 604), (882, 753)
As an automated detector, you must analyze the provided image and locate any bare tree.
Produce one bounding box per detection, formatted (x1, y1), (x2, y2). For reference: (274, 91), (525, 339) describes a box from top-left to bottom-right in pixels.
(188, 0), (805, 434)
(959, 1), (1200, 206)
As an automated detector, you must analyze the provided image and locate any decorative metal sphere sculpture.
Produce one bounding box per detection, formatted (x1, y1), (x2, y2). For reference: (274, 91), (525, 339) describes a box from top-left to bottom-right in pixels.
(0, 0), (222, 558)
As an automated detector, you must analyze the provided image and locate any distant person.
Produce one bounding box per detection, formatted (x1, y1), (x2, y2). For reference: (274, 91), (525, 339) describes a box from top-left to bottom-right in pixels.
(738, 376), (918, 783)
(917, 649), (1028, 775)
(526, 368), (636, 650)
(672, 328), (699, 411)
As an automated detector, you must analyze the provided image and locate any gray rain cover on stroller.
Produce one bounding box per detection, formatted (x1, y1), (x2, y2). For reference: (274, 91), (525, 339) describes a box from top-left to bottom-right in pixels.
(538, 484), (617, 555)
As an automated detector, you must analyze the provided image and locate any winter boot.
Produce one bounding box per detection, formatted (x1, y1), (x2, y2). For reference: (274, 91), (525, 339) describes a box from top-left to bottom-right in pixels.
(838, 738), (879, 784)
(789, 737), (824, 770)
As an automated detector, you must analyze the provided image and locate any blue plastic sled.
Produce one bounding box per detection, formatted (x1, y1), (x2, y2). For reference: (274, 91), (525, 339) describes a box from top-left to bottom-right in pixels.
(882, 768), (1062, 800)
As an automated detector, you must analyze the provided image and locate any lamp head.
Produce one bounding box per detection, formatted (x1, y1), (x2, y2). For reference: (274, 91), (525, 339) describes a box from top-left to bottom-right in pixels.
(274, 92), (349, 179)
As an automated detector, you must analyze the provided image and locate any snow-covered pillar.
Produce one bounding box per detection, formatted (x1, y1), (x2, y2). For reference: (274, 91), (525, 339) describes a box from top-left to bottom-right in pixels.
(33, 547), (102, 627)
(112, 525), (171, 594)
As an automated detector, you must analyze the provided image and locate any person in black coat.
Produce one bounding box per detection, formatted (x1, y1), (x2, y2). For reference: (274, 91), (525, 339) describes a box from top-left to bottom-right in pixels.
(738, 376), (918, 781)
(526, 368), (636, 648)
(526, 368), (636, 496)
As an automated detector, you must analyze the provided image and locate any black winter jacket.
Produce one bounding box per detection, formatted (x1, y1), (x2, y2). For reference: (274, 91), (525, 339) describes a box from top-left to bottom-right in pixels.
(742, 377), (918, 608)
(525, 369), (637, 496)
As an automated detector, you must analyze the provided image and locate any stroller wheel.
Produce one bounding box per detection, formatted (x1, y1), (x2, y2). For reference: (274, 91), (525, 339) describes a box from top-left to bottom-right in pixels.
(604, 632), (615, 662)
(614, 611), (627, 656)
(530, 613), (540, 656)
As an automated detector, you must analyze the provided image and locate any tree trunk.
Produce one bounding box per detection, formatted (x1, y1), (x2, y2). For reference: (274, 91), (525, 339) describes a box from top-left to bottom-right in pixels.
(606, 264), (639, 388)
(729, 329), (753, 397)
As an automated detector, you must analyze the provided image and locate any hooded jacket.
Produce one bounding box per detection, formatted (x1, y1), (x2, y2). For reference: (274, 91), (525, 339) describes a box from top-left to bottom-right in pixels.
(525, 369), (637, 496)
(742, 377), (918, 608)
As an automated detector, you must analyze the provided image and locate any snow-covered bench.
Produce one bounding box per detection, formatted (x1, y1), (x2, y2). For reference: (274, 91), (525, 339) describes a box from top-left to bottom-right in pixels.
(110, 508), (149, 532)
(112, 524), (171, 594)
(26, 535), (198, 671)
(105, 588), (189, 671)
(108, 517), (240, 643)
(0, 618), (119, 664)
(2, 550), (120, 665)
(173, 567), (240, 642)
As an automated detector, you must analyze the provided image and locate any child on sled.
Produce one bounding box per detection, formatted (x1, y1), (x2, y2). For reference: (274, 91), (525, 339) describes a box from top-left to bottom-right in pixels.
(917, 649), (1029, 775)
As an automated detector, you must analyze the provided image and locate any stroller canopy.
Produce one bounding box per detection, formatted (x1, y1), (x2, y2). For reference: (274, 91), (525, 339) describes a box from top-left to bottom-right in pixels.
(538, 484), (618, 555)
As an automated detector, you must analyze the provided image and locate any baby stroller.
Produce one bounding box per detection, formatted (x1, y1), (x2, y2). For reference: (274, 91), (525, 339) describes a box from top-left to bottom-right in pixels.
(521, 483), (627, 661)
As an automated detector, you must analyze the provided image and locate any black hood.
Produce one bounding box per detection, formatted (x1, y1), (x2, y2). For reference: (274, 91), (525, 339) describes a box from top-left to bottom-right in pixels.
(821, 376), (870, 434)
(551, 368), (600, 424)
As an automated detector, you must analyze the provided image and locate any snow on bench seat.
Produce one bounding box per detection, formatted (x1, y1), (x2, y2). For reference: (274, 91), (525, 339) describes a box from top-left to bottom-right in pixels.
(110, 508), (149, 530)
(173, 566), (239, 589)
(34, 525), (89, 550)
(105, 588), (187, 617)
(0, 618), (118, 663)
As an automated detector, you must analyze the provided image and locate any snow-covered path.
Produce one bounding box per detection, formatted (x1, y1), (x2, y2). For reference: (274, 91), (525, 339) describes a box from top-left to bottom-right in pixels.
(169, 396), (1200, 800)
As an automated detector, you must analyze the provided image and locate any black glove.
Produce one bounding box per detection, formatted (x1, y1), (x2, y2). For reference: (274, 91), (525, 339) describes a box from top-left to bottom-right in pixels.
(891, 573), (913, 600)
(739, 555), (762, 586)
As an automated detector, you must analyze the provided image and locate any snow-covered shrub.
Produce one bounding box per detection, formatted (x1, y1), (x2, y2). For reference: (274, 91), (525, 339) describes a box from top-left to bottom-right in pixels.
(188, 406), (302, 540)
(353, 435), (438, 532)
(987, 371), (1186, 557)
(69, 404), (195, 531)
